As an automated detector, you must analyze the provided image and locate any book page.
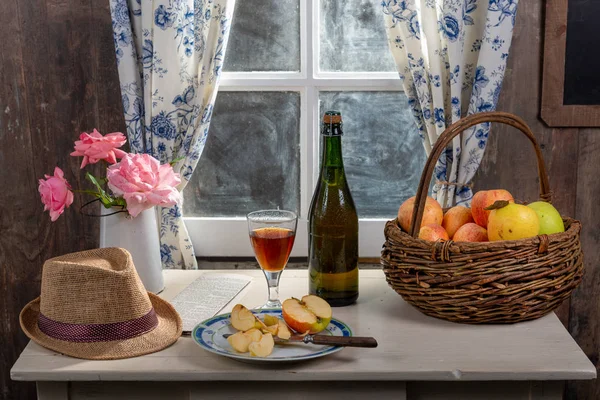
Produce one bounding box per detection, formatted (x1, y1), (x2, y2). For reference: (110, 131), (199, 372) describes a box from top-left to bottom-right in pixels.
(171, 273), (253, 333)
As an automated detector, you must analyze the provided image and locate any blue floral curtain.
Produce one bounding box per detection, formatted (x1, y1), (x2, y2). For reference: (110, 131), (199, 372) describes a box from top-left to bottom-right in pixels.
(382, 0), (518, 207)
(110, 0), (236, 269)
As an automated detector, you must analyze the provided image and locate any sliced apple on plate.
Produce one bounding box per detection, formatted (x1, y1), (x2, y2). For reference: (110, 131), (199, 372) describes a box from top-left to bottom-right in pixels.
(282, 295), (332, 334)
(227, 331), (252, 353)
(230, 304), (257, 331)
(277, 319), (291, 340)
(263, 314), (279, 326)
(249, 333), (275, 357)
(243, 328), (262, 343)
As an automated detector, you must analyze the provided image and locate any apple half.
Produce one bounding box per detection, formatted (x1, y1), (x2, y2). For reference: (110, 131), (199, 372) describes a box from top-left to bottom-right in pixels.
(282, 295), (332, 334)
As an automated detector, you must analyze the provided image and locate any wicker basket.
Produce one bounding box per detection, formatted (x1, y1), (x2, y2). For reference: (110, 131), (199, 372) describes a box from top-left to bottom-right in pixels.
(381, 112), (584, 324)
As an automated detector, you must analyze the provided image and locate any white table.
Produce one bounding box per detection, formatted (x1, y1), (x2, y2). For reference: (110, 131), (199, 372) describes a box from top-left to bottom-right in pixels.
(11, 270), (596, 400)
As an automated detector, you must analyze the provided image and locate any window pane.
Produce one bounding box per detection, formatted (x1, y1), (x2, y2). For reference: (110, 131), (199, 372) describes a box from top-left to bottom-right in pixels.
(319, 0), (396, 72)
(318, 91), (424, 218)
(183, 92), (301, 217)
(223, 0), (300, 72)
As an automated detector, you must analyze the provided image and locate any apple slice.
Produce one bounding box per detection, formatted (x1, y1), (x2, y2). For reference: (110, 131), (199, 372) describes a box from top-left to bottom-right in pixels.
(227, 331), (252, 353)
(263, 314), (279, 327)
(277, 319), (291, 340)
(230, 304), (257, 331)
(282, 295), (332, 334)
(248, 333), (275, 357)
(261, 324), (278, 335)
(243, 328), (262, 343)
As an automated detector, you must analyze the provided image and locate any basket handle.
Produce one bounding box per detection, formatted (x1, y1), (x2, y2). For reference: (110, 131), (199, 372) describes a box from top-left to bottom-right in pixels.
(409, 111), (551, 238)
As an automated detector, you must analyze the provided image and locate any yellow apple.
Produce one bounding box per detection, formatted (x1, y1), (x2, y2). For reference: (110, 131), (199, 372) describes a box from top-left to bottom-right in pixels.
(488, 202), (540, 241)
(282, 295), (332, 334)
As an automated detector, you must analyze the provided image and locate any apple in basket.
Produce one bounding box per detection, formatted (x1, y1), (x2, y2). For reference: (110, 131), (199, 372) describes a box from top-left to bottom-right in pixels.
(397, 196), (443, 233)
(453, 223), (488, 242)
(282, 295), (332, 334)
(442, 205), (474, 239)
(471, 189), (514, 228)
(418, 224), (449, 241)
(527, 201), (565, 235)
(487, 201), (540, 241)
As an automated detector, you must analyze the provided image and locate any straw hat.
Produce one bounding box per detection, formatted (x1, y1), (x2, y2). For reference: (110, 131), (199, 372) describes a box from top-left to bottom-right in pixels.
(20, 247), (182, 360)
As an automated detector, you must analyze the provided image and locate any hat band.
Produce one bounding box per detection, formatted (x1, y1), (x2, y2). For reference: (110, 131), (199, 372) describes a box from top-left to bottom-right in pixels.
(37, 308), (159, 343)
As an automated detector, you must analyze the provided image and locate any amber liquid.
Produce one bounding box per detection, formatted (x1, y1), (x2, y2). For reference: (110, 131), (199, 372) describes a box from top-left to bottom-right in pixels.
(250, 227), (296, 272)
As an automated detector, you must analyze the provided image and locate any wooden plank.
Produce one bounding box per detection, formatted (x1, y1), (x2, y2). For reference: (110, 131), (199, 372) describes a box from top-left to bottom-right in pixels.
(10, 270), (596, 383)
(407, 381), (563, 400)
(67, 381), (406, 400)
(1, 0), (113, 398)
(547, 128), (579, 327)
(91, 0), (126, 135)
(540, 0), (600, 127)
(37, 382), (68, 400)
(0, 0), (42, 399)
(567, 128), (600, 399)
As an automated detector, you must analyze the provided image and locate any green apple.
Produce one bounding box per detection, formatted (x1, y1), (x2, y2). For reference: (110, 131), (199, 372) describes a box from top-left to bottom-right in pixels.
(527, 201), (565, 235)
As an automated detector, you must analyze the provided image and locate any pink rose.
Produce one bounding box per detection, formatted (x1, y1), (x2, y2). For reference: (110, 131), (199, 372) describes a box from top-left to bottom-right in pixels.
(38, 167), (74, 222)
(107, 154), (181, 217)
(71, 129), (127, 168)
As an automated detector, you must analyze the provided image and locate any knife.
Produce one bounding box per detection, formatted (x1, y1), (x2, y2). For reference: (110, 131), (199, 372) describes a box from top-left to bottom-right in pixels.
(223, 334), (378, 348)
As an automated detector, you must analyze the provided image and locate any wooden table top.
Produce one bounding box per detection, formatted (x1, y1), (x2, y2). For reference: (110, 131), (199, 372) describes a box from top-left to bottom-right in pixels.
(11, 269), (596, 382)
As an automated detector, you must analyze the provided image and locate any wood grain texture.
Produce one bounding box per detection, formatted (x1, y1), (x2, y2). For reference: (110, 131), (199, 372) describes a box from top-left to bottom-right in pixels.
(540, 0), (600, 127)
(0, 0), (123, 398)
(476, 1), (600, 398)
(566, 129), (600, 400)
(11, 270), (596, 383)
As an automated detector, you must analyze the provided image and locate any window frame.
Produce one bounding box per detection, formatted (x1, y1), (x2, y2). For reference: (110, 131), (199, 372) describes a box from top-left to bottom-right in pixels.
(184, 0), (404, 258)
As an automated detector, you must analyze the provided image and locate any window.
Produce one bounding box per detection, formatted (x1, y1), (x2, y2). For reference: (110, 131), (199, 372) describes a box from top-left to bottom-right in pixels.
(183, 0), (424, 258)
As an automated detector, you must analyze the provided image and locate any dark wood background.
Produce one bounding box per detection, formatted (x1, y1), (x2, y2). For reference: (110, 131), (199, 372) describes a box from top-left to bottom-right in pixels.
(0, 1), (598, 399)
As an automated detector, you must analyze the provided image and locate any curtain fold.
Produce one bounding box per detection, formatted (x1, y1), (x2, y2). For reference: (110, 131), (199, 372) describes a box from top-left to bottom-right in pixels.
(382, 0), (518, 207)
(110, 0), (236, 269)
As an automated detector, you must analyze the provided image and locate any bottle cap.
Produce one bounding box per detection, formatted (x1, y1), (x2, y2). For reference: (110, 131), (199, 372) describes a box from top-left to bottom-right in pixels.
(323, 111), (342, 124)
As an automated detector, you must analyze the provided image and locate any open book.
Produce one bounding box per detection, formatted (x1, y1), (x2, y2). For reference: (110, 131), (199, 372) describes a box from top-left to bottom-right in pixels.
(170, 273), (253, 333)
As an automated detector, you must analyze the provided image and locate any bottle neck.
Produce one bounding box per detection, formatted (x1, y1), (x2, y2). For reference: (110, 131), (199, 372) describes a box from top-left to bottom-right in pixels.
(321, 134), (344, 170)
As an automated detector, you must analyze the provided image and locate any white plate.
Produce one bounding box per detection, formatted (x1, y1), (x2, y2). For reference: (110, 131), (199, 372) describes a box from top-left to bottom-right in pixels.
(192, 309), (353, 363)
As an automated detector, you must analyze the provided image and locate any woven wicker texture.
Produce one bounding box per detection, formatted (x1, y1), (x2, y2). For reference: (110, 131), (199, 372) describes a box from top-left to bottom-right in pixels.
(381, 112), (584, 324)
(20, 248), (182, 359)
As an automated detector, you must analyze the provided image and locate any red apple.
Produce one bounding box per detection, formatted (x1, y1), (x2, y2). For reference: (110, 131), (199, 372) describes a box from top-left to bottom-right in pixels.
(471, 190), (514, 228)
(282, 295), (332, 334)
(418, 224), (450, 242)
(453, 223), (488, 242)
(398, 196), (443, 233)
(442, 206), (474, 239)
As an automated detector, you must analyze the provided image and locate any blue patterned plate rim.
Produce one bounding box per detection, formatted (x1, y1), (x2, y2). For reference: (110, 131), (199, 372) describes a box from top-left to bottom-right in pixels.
(191, 308), (353, 362)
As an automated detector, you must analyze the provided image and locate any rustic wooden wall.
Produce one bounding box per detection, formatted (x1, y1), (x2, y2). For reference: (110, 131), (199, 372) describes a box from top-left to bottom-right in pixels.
(0, 1), (598, 399)
(475, 0), (600, 398)
(0, 0), (124, 398)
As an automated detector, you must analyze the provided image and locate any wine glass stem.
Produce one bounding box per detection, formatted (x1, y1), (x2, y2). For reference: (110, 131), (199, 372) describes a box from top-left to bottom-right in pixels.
(264, 270), (282, 306)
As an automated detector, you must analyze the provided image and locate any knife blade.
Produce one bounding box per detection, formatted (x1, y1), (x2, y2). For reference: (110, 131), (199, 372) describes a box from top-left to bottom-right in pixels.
(223, 334), (377, 348)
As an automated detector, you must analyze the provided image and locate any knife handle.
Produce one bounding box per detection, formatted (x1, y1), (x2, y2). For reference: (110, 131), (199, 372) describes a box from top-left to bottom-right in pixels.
(310, 335), (378, 348)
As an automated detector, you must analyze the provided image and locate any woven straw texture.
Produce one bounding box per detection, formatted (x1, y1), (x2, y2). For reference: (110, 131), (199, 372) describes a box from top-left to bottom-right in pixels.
(381, 112), (584, 324)
(20, 248), (182, 359)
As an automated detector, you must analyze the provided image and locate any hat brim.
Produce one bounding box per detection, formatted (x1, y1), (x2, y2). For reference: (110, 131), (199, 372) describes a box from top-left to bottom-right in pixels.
(20, 293), (182, 360)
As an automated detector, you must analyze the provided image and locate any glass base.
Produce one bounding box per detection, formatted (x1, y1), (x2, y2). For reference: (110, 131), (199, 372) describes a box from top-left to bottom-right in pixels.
(255, 299), (282, 310)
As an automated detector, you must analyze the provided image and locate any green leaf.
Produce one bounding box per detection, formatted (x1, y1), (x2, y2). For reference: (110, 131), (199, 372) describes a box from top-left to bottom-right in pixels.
(169, 156), (185, 167)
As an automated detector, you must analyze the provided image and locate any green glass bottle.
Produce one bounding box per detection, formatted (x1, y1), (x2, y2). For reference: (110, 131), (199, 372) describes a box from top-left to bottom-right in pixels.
(308, 111), (359, 306)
